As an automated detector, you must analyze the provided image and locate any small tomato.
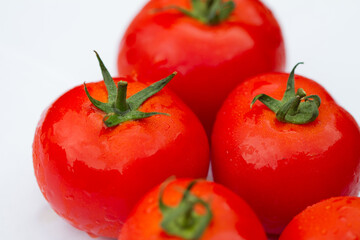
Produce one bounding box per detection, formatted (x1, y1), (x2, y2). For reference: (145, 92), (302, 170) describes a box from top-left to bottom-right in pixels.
(280, 196), (360, 239)
(118, 178), (267, 240)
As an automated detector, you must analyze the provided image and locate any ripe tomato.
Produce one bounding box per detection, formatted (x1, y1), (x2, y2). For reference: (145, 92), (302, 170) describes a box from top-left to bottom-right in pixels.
(280, 196), (360, 239)
(211, 63), (360, 235)
(118, 178), (267, 240)
(117, 0), (286, 133)
(32, 53), (209, 238)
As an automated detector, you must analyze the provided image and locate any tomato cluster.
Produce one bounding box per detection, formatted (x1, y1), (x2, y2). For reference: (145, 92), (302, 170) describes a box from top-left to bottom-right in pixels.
(33, 0), (360, 239)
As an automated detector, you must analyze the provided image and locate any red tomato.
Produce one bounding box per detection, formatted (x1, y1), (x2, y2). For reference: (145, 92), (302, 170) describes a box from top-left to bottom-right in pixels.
(211, 64), (360, 235)
(32, 54), (209, 238)
(118, 179), (267, 240)
(117, 0), (286, 133)
(280, 196), (360, 239)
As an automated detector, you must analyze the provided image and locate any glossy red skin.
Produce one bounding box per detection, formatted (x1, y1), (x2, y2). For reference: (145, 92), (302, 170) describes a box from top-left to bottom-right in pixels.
(211, 73), (360, 235)
(117, 0), (286, 133)
(280, 197), (360, 239)
(118, 179), (267, 240)
(32, 77), (209, 238)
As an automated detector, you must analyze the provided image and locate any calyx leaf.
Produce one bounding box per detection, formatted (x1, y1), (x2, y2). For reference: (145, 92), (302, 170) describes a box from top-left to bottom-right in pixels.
(84, 51), (176, 127)
(159, 179), (212, 240)
(251, 62), (321, 124)
(161, 0), (235, 25)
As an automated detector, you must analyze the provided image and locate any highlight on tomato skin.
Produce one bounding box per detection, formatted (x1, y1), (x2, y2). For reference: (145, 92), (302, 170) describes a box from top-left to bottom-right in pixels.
(211, 64), (360, 235)
(279, 196), (360, 240)
(32, 53), (210, 238)
(118, 178), (267, 240)
(117, 0), (286, 134)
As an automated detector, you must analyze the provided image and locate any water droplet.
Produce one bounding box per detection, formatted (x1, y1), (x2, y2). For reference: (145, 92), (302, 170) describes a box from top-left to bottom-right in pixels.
(145, 207), (152, 214)
(339, 216), (347, 222)
(345, 231), (357, 240)
(65, 195), (74, 200)
(144, 202), (157, 214)
(105, 214), (118, 223)
(46, 190), (54, 199)
(338, 206), (350, 213)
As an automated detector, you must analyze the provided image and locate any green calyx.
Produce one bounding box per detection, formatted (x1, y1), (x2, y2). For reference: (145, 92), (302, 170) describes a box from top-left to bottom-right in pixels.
(159, 179), (213, 240)
(167, 0), (235, 25)
(251, 62), (321, 124)
(84, 51), (177, 127)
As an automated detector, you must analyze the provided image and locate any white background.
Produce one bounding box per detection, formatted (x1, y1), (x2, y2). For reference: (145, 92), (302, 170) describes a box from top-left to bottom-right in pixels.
(0, 0), (359, 239)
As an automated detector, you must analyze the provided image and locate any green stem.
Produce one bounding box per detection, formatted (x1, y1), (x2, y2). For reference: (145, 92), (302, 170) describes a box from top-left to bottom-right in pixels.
(159, 179), (212, 240)
(158, 0), (235, 25)
(251, 63), (321, 124)
(115, 81), (129, 112)
(84, 51), (177, 127)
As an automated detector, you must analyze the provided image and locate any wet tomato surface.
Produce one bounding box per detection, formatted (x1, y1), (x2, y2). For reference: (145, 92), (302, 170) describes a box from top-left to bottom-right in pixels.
(118, 179), (267, 240)
(33, 72), (209, 238)
(280, 196), (360, 239)
(211, 67), (360, 234)
(117, 0), (286, 133)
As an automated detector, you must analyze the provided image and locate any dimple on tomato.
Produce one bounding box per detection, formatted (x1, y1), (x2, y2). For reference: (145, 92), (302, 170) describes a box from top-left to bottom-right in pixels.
(118, 178), (267, 240)
(280, 196), (360, 239)
(117, 0), (286, 133)
(211, 63), (360, 234)
(32, 52), (209, 238)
